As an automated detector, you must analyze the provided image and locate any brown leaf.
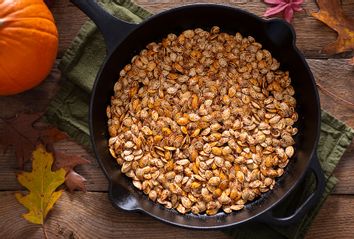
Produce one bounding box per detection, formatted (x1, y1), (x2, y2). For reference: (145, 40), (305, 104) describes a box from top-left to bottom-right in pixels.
(53, 151), (90, 192)
(0, 113), (40, 167)
(39, 128), (69, 150)
(350, 57), (354, 66)
(312, 0), (354, 62)
(65, 170), (87, 192)
(0, 113), (68, 168)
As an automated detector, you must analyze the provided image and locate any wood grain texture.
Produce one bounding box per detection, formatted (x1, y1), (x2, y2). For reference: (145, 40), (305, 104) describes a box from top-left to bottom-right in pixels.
(309, 59), (354, 128)
(51, 0), (354, 58)
(0, 191), (229, 239)
(0, 62), (61, 119)
(1, 191), (353, 239)
(306, 195), (354, 239)
(52, 1), (88, 58)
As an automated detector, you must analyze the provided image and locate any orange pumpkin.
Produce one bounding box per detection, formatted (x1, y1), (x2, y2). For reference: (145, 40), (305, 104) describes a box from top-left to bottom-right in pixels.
(0, 0), (58, 95)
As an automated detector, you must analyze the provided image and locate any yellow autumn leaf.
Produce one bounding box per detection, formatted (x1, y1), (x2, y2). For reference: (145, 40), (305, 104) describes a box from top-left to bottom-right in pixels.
(15, 144), (66, 225)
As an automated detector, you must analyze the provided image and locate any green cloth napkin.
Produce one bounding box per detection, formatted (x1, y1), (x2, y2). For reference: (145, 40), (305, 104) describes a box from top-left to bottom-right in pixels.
(45, 0), (354, 238)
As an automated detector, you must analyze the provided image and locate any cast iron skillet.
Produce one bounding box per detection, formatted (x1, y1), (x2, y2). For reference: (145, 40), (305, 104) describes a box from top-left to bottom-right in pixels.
(71, 0), (326, 229)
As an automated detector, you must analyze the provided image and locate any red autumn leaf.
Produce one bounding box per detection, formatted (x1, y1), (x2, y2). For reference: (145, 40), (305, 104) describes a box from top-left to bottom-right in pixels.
(53, 151), (90, 192)
(0, 113), (68, 168)
(312, 0), (354, 65)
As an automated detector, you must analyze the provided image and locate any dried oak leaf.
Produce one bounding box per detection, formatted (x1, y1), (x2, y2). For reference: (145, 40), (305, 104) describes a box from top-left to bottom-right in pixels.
(312, 0), (354, 65)
(53, 151), (90, 192)
(16, 145), (66, 225)
(0, 113), (68, 168)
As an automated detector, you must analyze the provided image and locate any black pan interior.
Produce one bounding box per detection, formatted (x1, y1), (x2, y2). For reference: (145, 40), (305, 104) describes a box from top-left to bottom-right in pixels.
(90, 5), (320, 228)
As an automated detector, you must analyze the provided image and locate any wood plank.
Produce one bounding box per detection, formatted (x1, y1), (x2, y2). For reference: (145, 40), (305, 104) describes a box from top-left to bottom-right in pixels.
(0, 58), (353, 194)
(0, 62), (61, 119)
(309, 59), (354, 129)
(52, 0), (88, 58)
(0, 191), (353, 238)
(0, 191), (229, 239)
(306, 195), (354, 238)
(52, 0), (354, 58)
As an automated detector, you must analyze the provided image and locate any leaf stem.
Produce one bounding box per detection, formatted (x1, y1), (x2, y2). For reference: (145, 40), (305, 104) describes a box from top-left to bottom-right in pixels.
(316, 83), (354, 108)
(43, 224), (48, 239)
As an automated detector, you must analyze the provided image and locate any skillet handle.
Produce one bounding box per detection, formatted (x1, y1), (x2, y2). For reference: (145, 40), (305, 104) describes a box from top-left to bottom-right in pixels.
(265, 19), (296, 48)
(70, 0), (137, 53)
(258, 154), (326, 226)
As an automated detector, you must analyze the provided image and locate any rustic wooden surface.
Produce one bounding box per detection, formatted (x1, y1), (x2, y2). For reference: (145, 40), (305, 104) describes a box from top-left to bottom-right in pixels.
(0, 0), (354, 238)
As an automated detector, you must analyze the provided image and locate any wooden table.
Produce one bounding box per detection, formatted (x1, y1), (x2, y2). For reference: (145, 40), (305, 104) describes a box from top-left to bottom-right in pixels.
(1, 0), (353, 238)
